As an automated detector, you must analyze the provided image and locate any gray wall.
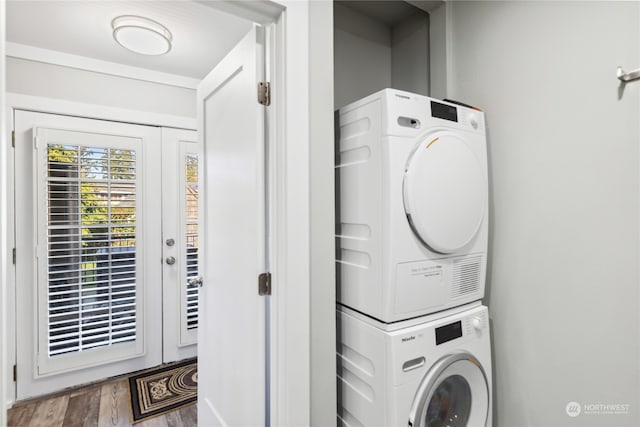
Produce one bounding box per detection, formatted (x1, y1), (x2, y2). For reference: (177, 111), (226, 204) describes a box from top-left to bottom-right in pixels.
(334, 2), (429, 109)
(309, 1), (336, 425)
(447, 2), (640, 426)
(391, 13), (429, 96)
(428, 3), (447, 100)
(6, 57), (196, 117)
(334, 3), (392, 109)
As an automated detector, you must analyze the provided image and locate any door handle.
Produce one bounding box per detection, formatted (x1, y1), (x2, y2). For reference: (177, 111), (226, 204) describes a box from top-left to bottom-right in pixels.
(166, 256), (176, 265)
(187, 276), (203, 288)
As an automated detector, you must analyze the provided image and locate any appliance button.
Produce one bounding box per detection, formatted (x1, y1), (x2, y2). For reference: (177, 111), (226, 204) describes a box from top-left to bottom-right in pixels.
(472, 317), (482, 330)
(470, 117), (479, 130)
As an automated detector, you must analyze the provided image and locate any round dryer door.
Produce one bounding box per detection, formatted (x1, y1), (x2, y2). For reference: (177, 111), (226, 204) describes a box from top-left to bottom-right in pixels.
(408, 352), (490, 427)
(403, 133), (486, 254)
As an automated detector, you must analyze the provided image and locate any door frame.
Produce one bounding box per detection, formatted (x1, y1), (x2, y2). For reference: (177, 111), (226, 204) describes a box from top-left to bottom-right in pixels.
(209, 3), (335, 425)
(4, 93), (197, 405)
(13, 109), (166, 399)
(1, 1), (336, 425)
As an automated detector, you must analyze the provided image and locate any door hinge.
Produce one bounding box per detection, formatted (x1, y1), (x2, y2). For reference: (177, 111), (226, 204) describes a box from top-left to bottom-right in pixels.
(12, 248), (16, 265)
(258, 272), (272, 296)
(258, 82), (271, 106)
(13, 365), (17, 382)
(11, 130), (15, 148)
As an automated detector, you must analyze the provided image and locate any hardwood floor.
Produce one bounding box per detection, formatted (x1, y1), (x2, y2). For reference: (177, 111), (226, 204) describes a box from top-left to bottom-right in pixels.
(6, 378), (197, 427)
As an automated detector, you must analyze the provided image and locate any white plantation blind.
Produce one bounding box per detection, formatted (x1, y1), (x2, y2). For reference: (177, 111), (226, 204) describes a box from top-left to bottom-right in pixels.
(184, 153), (199, 330)
(45, 142), (138, 357)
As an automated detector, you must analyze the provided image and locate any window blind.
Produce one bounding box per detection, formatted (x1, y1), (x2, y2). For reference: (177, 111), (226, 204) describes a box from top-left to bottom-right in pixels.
(46, 144), (137, 356)
(185, 154), (199, 330)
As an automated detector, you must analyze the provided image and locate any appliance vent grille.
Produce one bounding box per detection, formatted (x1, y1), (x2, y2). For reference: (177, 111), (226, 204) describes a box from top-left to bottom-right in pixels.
(451, 255), (482, 298)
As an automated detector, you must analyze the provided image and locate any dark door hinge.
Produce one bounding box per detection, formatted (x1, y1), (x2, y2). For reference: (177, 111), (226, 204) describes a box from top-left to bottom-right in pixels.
(258, 272), (272, 296)
(13, 364), (17, 382)
(11, 130), (15, 148)
(12, 248), (16, 265)
(258, 82), (271, 106)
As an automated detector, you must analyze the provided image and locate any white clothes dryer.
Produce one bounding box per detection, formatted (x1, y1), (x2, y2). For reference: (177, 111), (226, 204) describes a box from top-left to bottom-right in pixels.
(337, 302), (492, 427)
(336, 89), (488, 322)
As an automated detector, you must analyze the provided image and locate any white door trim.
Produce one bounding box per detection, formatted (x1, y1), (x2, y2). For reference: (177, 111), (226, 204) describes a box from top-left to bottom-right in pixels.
(6, 43), (201, 90)
(7, 93), (196, 130)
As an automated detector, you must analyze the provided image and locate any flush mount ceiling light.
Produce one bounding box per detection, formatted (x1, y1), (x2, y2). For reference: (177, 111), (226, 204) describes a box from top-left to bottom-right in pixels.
(112, 15), (172, 56)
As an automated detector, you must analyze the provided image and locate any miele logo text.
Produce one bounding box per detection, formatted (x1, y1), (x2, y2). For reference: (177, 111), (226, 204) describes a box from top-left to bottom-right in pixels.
(402, 336), (416, 343)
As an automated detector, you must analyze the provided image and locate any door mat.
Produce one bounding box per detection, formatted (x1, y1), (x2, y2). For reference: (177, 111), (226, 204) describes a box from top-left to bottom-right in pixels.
(128, 359), (197, 424)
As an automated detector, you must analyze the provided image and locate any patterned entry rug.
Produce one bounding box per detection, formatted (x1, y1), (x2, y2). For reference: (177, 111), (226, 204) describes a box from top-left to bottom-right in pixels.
(128, 359), (197, 424)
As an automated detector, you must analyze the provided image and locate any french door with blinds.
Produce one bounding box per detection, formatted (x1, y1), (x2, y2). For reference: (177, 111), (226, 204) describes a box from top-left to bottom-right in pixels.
(14, 110), (199, 399)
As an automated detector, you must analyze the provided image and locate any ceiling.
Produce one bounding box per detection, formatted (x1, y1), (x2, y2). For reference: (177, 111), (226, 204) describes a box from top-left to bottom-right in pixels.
(6, 1), (254, 79)
(338, 0), (442, 27)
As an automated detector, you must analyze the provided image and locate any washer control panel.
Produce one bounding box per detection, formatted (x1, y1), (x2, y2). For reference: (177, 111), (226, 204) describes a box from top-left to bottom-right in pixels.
(434, 309), (488, 346)
(464, 310), (488, 337)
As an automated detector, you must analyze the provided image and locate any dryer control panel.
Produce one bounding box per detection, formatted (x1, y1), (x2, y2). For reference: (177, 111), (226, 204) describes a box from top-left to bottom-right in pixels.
(382, 89), (485, 137)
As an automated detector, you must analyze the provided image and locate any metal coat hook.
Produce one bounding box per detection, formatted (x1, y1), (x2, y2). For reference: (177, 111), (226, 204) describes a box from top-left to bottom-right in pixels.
(617, 66), (640, 83)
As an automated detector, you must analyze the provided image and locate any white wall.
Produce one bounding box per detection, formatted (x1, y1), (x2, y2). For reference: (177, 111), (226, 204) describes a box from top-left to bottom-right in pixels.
(447, 2), (640, 426)
(6, 57), (196, 117)
(0, 1), (6, 425)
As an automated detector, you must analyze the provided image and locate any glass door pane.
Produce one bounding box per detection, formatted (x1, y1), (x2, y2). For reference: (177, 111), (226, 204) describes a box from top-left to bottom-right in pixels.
(45, 144), (138, 359)
(161, 128), (199, 363)
(184, 152), (200, 333)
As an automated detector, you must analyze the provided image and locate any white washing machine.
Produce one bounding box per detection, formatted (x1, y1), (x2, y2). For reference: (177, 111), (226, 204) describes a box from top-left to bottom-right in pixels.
(337, 302), (492, 427)
(336, 89), (488, 322)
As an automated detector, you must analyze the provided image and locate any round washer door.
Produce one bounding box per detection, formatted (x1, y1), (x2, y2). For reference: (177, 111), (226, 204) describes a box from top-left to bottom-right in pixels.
(408, 352), (489, 427)
(403, 133), (486, 254)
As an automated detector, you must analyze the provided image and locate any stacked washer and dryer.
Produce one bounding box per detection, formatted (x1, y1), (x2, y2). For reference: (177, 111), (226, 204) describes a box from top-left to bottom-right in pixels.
(335, 89), (492, 427)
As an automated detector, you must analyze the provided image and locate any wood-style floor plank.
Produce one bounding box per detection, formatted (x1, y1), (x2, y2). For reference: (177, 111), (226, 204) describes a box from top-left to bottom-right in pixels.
(136, 414), (169, 427)
(97, 380), (131, 427)
(63, 386), (101, 427)
(164, 410), (185, 427)
(178, 404), (197, 427)
(70, 383), (102, 399)
(27, 395), (69, 427)
(6, 402), (37, 427)
(8, 373), (198, 427)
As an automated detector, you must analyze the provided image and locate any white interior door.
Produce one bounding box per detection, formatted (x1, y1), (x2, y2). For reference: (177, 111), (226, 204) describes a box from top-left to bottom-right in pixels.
(197, 25), (268, 427)
(162, 127), (200, 363)
(13, 110), (163, 399)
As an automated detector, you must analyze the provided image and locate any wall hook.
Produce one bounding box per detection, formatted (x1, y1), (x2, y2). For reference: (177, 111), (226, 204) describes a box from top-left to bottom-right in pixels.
(617, 66), (640, 83)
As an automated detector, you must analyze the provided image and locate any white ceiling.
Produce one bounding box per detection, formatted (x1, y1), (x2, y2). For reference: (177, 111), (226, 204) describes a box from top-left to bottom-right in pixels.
(6, 0), (254, 79)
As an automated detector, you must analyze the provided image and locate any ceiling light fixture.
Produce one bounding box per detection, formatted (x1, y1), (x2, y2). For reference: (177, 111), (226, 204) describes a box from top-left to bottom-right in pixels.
(112, 15), (172, 56)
